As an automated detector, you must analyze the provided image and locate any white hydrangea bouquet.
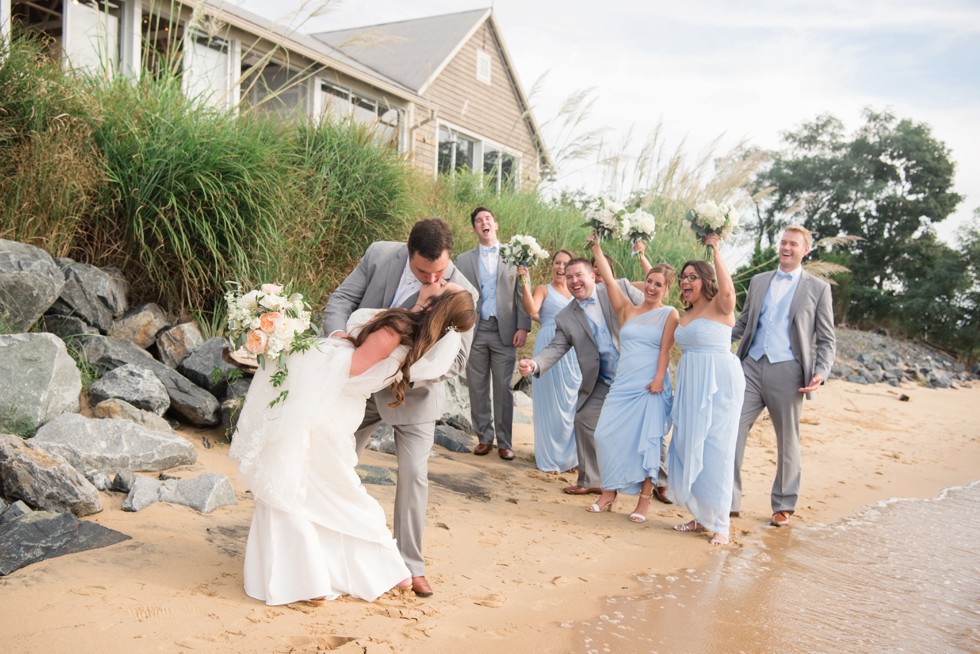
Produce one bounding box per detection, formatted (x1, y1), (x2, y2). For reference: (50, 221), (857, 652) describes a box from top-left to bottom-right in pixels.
(499, 234), (549, 288)
(225, 282), (318, 407)
(583, 196), (629, 244)
(622, 207), (657, 255)
(686, 200), (740, 242)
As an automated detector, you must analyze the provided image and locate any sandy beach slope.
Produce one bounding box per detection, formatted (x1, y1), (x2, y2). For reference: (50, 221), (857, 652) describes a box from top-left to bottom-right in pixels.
(0, 380), (976, 653)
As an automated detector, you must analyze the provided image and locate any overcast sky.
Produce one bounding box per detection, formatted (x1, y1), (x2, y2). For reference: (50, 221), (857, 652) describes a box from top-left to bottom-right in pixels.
(236, 0), (980, 258)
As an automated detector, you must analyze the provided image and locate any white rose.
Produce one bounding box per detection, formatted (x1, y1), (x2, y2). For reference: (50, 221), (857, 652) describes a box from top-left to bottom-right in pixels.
(261, 283), (284, 296)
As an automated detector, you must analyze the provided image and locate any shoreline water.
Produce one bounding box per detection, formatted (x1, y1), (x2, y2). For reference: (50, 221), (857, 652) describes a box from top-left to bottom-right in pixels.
(0, 381), (977, 653)
(571, 480), (980, 653)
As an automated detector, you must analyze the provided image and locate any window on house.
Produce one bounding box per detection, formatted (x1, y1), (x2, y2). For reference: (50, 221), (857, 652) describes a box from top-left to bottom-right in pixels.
(476, 49), (491, 84)
(182, 32), (231, 107)
(13, 0), (122, 73)
(141, 10), (184, 80)
(241, 56), (308, 120)
(483, 148), (519, 192)
(437, 126), (476, 175)
(319, 82), (400, 149)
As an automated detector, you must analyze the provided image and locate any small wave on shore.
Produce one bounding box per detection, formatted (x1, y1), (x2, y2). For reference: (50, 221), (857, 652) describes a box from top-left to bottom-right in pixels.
(572, 481), (980, 653)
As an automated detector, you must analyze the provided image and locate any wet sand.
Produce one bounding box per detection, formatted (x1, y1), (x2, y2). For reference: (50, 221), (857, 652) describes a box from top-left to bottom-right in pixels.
(0, 381), (977, 653)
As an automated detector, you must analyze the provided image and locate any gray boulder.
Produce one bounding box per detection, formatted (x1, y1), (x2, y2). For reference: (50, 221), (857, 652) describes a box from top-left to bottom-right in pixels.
(513, 390), (533, 408)
(123, 472), (236, 514)
(91, 398), (174, 433)
(108, 303), (169, 349)
(0, 510), (130, 576)
(0, 499), (32, 527)
(226, 376), (252, 400)
(0, 239), (65, 332)
(221, 397), (244, 438)
(440, 376), (473, 433)
(178, 337), (240, 398)
(81, 335), (219, 425)
(156, 321), (204, 368)
(434, 423), (476, 453)
(31, 413), (197, 476)
(39, 314), (100, 342)
(0, 434), (102, 516)
(0, 333), (82, 435)
(47, 259), (128, 333)
(365, 423), (396, 455)
(88, 364), (170, 415)
(355, 464), (397, 486)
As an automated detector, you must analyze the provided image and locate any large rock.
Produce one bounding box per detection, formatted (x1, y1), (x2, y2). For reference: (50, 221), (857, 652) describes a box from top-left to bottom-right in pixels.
(108, 303), (169, 349)
(0, 434), (102, 516)
(46, 259), (128, 333)
(434, 423), (476, 453)
(440, 376), (473, 433)
(91, 399), (174, 433)
(81, 335), (219, 425)
(39, 314), (100, 342)
(156, 321), (204, 369)
(0, 239), (66, 332)
(88, 364), (170, 415)
(178, 337), (240, 398)
(30, 413), (197, 476)
(123, 472), (236, 514)
(0, 333), (81, 435)
(0, 510), (130, 576)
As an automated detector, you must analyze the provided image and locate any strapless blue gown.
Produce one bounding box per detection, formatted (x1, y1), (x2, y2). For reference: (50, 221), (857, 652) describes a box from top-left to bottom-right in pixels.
(532, 285), (581, 472)
(667, 318), (745, 534)
(594, 306), (674, 495)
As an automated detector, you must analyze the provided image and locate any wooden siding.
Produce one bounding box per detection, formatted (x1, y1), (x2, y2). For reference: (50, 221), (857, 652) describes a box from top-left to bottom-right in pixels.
(419, 22), (540, 187)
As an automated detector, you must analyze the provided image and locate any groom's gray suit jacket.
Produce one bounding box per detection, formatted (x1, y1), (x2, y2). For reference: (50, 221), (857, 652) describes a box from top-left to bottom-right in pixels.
(732, 269), (836, 399)
(321, 241), (478, 424)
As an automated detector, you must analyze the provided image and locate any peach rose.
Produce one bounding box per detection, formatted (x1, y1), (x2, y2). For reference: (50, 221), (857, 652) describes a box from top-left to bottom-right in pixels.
(245, 329), (268, 354)
(259, 311), (281, 333)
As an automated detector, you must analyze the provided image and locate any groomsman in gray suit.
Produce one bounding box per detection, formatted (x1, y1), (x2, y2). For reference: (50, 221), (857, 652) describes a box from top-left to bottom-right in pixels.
(518, 259), (621, 495)
(455, 207), (531, 461)
(322, 218), (478, 597)
(731, 225), (836, 527)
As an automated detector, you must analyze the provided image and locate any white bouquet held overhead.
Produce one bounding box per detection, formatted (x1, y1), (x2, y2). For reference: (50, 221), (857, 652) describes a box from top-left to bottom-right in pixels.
(499, 234), (549, 286)
(622, 207), (657, 255)
(685, 200), (740, 242)
(583, 197), (630, 246)
(225, 282), (318, 407)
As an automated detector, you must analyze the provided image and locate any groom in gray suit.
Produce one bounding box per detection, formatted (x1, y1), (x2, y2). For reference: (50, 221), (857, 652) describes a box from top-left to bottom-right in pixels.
(322, 218), (478, 596)
(518, 259), (621, 495)
(455, 207), (531, 461)
(731, 225), (836, 527)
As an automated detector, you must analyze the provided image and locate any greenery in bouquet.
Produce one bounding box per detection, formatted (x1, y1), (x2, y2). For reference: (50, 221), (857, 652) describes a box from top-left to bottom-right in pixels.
(225, 282), (319, 407)
(685, 200), (740, 241)
(499, 234), (550, 269)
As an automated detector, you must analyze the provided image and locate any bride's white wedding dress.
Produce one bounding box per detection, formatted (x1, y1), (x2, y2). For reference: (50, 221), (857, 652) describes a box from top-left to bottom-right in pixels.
(230, 309), (460, 604)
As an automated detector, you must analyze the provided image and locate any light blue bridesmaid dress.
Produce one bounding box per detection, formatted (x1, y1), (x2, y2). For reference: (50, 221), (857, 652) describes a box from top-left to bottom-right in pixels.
(532, 285), (581, 472)
(593, 306), (674, 495)
(667, 318), (745, 534)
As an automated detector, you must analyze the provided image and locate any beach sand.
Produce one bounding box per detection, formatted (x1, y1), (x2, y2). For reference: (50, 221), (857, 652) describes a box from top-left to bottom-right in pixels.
(1, 380), (977, 653)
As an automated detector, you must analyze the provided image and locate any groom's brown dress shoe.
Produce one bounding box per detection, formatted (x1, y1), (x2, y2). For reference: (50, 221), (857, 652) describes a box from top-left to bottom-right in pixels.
(653, 486), (672, 504)
(498, 448), (515, 460)
(473, 443), (493, 456)
(770, 511), (791, 527)
(411, 576), (433, 597)
(562, 485), (601, 495)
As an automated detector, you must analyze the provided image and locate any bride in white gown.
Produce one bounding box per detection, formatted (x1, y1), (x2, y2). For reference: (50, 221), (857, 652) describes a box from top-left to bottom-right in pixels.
(229, 285), (475, 604)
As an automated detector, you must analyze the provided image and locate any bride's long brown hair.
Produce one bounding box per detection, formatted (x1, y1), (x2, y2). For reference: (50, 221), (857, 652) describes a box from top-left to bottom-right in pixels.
(348, 290), (476, 407)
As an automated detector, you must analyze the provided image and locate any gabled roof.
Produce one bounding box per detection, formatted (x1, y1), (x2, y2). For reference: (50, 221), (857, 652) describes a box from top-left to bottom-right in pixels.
(310, 9), (553, 171)
(310, 9), (490, 95)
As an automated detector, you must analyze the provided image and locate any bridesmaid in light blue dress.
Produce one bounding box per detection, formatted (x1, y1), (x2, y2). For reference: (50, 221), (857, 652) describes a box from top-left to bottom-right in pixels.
(519, 250), (581, 473)
(667, 233), (745, 545)
(586, 238), (679, 522)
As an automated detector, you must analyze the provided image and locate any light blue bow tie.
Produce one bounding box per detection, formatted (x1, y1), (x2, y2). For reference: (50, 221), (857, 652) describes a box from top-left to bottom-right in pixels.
(775, 270), (793, 281)
(579, 296), (596, 309)
(482, 245), (498, 255)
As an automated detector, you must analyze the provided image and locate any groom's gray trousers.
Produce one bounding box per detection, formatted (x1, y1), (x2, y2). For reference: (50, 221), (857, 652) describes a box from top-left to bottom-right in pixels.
(355, 398), (433, 577)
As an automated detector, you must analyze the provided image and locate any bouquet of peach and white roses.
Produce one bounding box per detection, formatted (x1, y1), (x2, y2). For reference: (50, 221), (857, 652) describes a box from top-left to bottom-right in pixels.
(685, 200), (740, 241)
(225, 282), (318, 406)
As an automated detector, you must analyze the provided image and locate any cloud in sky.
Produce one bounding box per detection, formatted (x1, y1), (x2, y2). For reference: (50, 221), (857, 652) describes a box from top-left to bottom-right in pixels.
(237, 0), (980, 244)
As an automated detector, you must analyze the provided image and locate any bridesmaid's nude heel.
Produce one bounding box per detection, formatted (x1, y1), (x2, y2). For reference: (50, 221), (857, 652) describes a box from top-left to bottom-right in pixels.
(587, 492), (617, 513)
